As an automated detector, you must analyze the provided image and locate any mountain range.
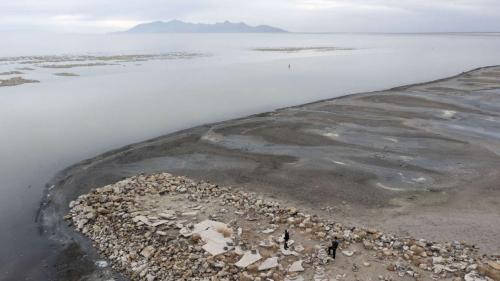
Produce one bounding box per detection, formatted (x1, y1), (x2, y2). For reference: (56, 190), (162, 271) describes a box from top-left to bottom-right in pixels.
(124, 20), (287, 33)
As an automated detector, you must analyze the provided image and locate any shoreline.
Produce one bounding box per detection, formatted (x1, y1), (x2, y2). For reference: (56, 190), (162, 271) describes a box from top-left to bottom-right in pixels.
(39, 65), (500, 280)
(65, 173), (498, 280)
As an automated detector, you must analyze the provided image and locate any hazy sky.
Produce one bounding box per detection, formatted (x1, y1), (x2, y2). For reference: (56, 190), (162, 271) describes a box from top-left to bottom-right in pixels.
(1, 0), (500, 33)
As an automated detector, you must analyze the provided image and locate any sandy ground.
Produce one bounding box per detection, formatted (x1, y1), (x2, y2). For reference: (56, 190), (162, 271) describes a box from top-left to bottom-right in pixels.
(40, 66), (500, 280)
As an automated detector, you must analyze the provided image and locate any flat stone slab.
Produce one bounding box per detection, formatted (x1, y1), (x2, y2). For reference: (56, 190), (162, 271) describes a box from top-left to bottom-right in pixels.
(281, 248), (299, 256)
(180, 220), (233, 256)
(132, 215), (151, 225)
(342, 250), (354, 257)
(140, 246), (155, 258)
(258, 257), (278, 271)
(464, 272), (488, 281)
(262, 228), (275, 234)
(289, 260), (304, 272)
(181, 211), (198, 216)
(259, 239), (276, 248)
(235, 251), (262, 268)
(202, 240), (231, 256)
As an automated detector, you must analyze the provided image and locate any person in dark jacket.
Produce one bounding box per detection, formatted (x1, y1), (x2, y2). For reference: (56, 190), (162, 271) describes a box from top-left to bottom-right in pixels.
(284, 229), (290, 250)
(328, 237), (340, 259)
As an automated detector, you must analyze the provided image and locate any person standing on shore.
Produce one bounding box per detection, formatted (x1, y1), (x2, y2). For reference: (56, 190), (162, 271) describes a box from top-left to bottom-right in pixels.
(284, 229), (290, 250)
(328, 237), (340, 259)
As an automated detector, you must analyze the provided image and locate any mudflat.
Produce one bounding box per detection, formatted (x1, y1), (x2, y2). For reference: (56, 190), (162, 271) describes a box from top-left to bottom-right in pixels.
(41, 66), (500, 280)
(0, 76), (39, 87)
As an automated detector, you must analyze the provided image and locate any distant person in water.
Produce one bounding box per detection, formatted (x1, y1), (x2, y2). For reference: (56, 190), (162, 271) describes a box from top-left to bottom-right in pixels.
(288, 64), (291, 69)
(284, 229), (290, 250)
(328, 237), (340, 259)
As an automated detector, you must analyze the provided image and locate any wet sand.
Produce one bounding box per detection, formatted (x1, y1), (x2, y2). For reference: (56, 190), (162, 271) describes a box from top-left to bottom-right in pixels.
(39, 62), (114, 69)
(253, 46), (353, 52)
(40, 66), (500, 280)
(0, 71), (24, 75)
(53, 72), (80, 77)
(0, 76), (39, 87)
(0, 52), (207, 87)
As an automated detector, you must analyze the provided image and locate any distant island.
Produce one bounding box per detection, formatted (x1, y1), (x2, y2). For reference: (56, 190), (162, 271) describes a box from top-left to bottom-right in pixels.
(123, 20), (287, 33)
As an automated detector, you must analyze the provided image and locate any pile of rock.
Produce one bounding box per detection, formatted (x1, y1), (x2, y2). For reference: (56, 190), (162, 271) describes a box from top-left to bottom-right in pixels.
(66, 173), (499, 281)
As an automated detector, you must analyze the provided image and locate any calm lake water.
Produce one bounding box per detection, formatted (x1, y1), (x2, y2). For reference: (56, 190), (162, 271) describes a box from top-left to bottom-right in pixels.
(1, 32), (500, 279)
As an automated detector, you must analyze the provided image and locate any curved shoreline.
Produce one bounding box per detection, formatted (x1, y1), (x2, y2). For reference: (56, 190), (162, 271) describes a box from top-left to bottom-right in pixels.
(39, 65), (500, 280)
(36, 64), (500, 187)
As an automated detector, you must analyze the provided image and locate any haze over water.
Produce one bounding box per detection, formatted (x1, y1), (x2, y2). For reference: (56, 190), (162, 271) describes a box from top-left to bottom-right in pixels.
(1, 32), (500, 279)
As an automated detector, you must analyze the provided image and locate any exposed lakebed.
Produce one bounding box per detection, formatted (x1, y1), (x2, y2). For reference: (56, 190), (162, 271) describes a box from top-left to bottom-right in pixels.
(4, 32), (500, 280)
(40, 66), (500, 280)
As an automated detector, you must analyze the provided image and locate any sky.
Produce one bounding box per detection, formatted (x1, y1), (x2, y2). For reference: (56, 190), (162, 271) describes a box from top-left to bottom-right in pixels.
(1, 0), (500, 33)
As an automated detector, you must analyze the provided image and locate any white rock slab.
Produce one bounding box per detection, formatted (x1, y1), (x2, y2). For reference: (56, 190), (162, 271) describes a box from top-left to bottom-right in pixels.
(234, 246), (244, 255)
(235, 251), (262, 268)
(199, 228), (229, 244)
(259, 240), (275, 248)
(342, 250), (354, 257)
(464, 272), (488, 281)
(203, 240), (231, 256)
(258, 257), (278, 271)
(192, 220), (227, 233)
(294, 244), (305, 252)
(289, 260), (304, 272)
(132, 215), (151, 226)
(140, 246), (155, 258)
(262, 228), (275, 234)
(187, 220), (234, 256)
(281, 248), (299, 256)
(181, 211), (199, 216)
(179, 227), (192, 237)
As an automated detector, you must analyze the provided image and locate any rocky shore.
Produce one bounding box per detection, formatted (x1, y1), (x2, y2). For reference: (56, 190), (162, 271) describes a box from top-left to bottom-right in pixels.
(38, 65), (500, 281)
(66, 173), (500, 281)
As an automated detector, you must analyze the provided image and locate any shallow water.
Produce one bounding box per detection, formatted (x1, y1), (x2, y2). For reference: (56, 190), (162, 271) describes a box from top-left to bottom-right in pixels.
(1, 32), (500, 279)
